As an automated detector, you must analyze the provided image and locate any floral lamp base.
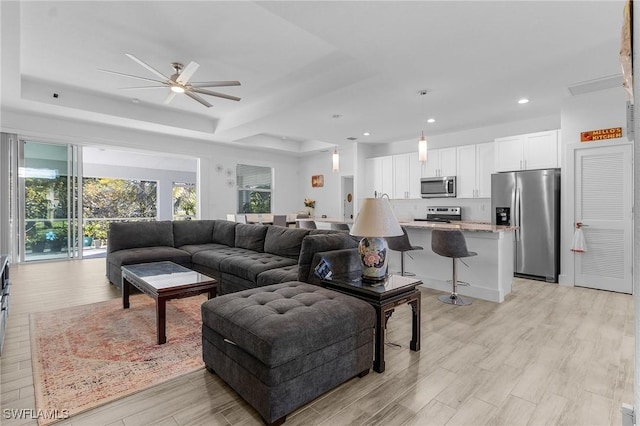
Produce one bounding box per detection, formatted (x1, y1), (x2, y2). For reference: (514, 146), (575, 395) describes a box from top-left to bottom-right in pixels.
(358, 237), (389, 282)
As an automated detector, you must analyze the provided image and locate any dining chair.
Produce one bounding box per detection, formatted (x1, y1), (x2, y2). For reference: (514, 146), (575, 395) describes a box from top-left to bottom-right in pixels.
(273, 215), (287, 227)
(297, 219), (317, 229)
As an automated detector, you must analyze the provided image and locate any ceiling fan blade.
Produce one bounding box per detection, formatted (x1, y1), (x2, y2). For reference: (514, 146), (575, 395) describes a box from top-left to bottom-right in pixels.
(164, 92), (177, 105)
(119, 85), (167, 90)
(189, 81), (241, 88)
(190, 88), (241, 102)
(125, 53), (170, 81)
(185, 91), (213, 108)
(98, 69), (165, 84)
(176, 61), (199, 84)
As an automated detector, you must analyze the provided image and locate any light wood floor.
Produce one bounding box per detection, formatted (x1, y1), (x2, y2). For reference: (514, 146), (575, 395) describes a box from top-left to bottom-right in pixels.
(0, 258), (634, 426)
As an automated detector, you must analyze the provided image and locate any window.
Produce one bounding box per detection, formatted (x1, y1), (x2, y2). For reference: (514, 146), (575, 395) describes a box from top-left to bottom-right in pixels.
(173, 182), (196, 220)
(236, 164), (272, 213)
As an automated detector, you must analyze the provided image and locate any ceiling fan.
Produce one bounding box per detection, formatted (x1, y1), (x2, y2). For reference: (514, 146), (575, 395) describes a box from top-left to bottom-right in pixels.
(99, 54), (241, 108)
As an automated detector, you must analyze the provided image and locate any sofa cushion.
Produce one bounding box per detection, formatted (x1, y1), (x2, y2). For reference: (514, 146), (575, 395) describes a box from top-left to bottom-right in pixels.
(108, 221), (174, 253)
(108, 247), (191, 267)
(264, 226), (310, 260)
(219, 253), (297, 283)
(212, 220), (237, 246)
(256, 265), (299, 287)
(178, 243), (229, 256)
(191, 246), (257, 271)
(173, 220), (215, 247)
(298, 233), (359, 282)
(235, 223), (268, 252)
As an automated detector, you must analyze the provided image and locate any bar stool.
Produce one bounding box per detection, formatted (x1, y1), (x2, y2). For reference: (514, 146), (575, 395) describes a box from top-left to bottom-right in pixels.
(386, 226), (423, 276)
(431, 229), (476, 306)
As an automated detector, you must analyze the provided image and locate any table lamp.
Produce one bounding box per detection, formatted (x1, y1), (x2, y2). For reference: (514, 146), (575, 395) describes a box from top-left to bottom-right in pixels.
(350, 198), (403, 282)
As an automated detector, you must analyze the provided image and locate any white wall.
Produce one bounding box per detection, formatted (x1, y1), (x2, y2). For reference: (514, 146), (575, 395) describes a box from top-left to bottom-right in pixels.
(298, 144), (356, 218)
(2, 109), (302, 220)
(559, 86), (630, 286)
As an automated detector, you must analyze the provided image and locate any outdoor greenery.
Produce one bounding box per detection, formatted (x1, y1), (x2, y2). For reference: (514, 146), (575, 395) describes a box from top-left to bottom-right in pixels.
(83, 178), (157, 219)
(173, 184), (196, 219)
(241, 191), (271, 213)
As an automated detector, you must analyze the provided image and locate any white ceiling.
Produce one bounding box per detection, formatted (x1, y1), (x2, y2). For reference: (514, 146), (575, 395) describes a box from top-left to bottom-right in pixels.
(1, 1), (627, 155)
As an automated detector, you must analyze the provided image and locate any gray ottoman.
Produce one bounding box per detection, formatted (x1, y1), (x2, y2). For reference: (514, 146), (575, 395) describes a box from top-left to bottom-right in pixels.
(201, 281), (375, 425)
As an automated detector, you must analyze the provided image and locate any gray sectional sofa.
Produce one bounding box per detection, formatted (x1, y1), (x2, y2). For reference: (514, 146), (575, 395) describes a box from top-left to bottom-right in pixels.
(106, 219), (360, 294)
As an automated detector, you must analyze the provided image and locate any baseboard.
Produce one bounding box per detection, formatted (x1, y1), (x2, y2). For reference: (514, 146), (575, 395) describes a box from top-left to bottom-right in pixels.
(419, 277), (504, 303)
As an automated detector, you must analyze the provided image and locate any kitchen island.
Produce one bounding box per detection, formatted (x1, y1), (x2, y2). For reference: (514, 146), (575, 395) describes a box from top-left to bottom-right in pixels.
(390, 221), (517, 303)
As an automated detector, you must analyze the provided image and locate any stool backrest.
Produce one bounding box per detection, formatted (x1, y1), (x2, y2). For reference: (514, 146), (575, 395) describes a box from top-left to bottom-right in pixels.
(431, 229), (472, 258)
(386, 226), (412, 252)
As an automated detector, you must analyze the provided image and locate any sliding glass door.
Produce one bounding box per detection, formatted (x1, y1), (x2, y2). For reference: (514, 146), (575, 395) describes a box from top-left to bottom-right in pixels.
(20, 141), (80, 261)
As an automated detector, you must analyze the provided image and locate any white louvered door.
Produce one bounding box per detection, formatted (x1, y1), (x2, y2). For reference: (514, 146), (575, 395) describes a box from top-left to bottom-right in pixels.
(575, 144), (633, 293)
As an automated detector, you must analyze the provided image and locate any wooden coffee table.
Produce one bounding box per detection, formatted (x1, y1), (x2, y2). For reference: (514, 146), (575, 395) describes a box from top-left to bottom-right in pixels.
(322, 272), (421, 373)
(121, 261), (217, 344)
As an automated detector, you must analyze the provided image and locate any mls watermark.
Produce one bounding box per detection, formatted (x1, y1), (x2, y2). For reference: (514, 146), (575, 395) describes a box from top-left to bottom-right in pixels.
(3, 408), (70, 420)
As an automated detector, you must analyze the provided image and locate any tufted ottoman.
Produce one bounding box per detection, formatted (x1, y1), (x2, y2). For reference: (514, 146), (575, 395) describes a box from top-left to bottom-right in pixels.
(201, 281), (375, 425)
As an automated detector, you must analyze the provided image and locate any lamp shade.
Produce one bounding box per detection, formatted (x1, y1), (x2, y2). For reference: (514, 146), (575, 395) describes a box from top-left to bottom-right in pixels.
(350, 198), (403, 238)
(332, 148), (339, 172)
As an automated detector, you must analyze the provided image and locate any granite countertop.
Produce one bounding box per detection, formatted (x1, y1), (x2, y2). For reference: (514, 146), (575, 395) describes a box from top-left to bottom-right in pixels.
(398, 220), (518, 233)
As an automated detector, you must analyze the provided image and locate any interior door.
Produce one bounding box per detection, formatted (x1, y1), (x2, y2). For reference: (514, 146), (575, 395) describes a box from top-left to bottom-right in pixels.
(342, 176), (354, 221)
(574, 144), (632, 293)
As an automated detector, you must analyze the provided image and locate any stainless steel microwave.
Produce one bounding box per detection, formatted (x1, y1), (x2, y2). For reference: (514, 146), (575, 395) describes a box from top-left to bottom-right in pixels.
(420, 176), (457, 198)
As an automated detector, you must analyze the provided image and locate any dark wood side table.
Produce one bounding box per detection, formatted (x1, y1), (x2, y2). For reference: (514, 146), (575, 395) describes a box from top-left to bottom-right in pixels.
(321, 272), (421, 373)
(122, 261), (217, 345)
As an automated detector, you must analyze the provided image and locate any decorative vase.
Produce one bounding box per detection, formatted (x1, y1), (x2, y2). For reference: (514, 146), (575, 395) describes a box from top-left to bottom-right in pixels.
(357, 237), (388, 282)
(307, 207), (314, 217)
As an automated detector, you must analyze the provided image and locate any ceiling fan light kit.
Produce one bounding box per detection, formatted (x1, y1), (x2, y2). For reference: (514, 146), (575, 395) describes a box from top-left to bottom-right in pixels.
(100, 54), (241, 108)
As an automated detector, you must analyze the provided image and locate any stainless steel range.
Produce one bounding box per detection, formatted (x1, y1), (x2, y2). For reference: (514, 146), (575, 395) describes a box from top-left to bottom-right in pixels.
(415, 206), (462, 223)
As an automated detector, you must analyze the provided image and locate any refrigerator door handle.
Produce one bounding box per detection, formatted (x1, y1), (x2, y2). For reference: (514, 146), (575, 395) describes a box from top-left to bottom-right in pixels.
(515, 188), (521, 241)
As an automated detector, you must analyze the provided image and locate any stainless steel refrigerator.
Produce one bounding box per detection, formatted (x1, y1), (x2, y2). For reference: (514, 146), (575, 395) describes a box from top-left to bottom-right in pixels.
(491, 169), (560, 282)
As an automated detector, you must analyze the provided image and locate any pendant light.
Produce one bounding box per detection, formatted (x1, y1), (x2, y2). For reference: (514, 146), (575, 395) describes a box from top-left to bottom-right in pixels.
(331, 114), (341, 172)
(418, 90), (428, 163)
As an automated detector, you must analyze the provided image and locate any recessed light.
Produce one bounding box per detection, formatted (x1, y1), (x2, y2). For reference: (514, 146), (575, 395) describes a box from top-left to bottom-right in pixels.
(518, 98), (530, 104)
(427, 118), (435, 123)
(132, 98), (140, 104)
(363, 132), (370, 136)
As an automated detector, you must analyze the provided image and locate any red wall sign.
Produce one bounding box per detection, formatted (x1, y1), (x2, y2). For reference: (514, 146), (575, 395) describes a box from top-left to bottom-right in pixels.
(580, 127), (622, 142)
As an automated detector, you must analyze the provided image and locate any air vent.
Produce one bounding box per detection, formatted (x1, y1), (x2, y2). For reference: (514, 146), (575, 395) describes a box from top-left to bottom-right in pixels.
(568, 75), (622, 96)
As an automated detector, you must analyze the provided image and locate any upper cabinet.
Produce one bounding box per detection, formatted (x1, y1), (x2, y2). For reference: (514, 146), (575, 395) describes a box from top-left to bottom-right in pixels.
(364, 156), (393, 198)
(393, 152), (421, 199)
(456, 142), (494, 198)
(422, 147), (457, 177)
(494, 130), (559, 172)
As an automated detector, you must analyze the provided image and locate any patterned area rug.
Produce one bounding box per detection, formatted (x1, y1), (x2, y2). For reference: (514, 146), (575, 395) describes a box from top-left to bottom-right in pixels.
(30, 294), (206, 425)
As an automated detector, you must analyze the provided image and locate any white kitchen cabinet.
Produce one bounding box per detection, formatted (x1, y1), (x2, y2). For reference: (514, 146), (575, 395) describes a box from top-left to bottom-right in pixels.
(476, 142), (494, 197)
(365, 156), (393, 198)
(392, 152), (421, 199)
(494, 130), (558, 172)
(422, 147), (457, 177)
(456, 142), (494, 198)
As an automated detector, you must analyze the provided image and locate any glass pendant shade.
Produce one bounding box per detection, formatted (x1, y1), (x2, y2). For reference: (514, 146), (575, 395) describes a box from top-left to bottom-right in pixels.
(332, 148), (339, 172)
(418, 133), (428, 163)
